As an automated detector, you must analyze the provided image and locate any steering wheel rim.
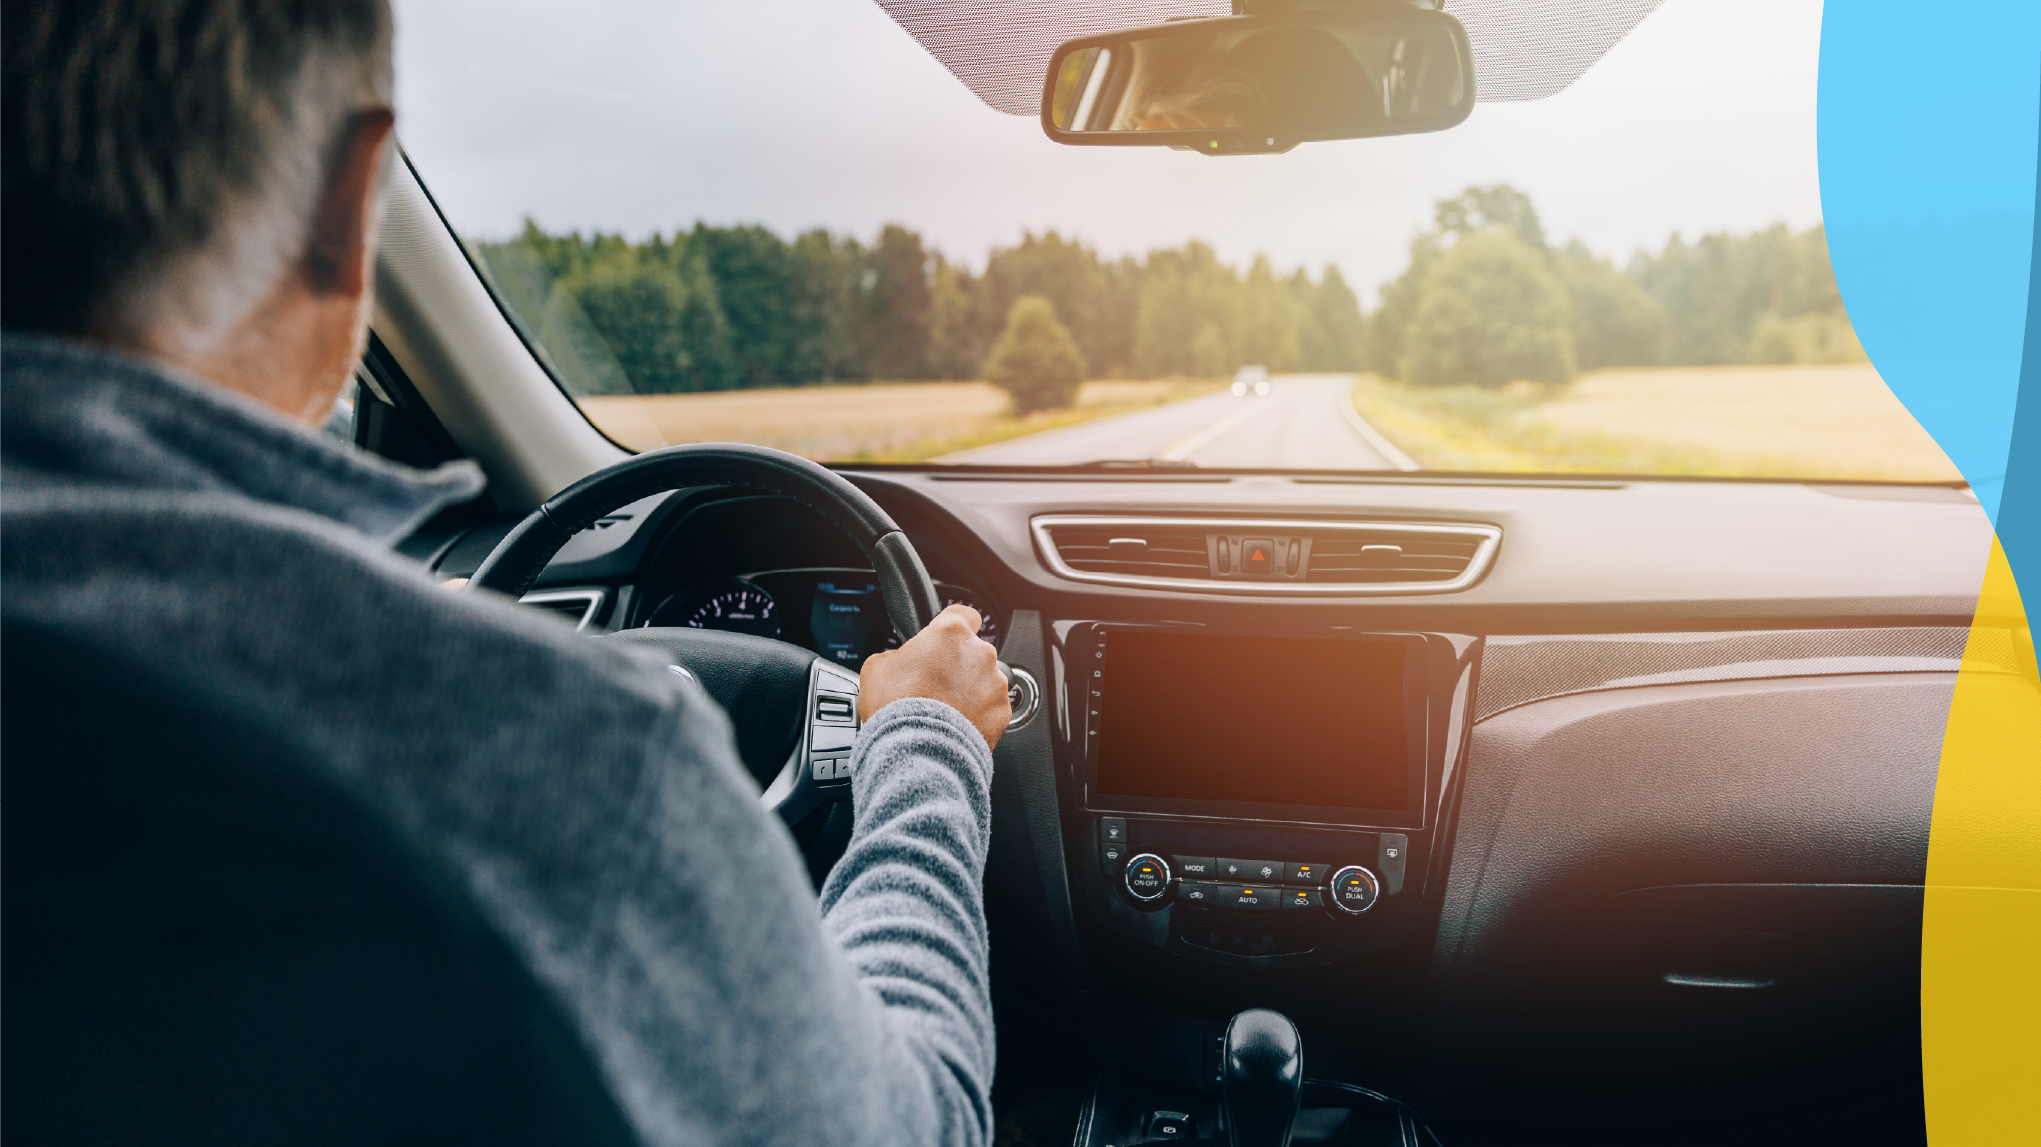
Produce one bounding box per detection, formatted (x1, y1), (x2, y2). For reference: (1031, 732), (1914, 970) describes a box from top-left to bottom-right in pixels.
(467, 442), (942, 637)
(466, 444), (944, 825)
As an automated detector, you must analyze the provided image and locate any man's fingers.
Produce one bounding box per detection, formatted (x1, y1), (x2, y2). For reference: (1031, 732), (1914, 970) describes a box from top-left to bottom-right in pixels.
(936, 603), (982, 636)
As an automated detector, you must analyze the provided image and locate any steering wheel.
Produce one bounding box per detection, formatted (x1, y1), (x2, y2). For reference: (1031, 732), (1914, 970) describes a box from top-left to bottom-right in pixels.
(466, 443), (943, 824)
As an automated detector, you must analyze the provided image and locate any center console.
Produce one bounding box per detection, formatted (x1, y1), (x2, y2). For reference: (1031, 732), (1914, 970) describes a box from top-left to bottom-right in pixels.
(1052, 622), (1478, 967)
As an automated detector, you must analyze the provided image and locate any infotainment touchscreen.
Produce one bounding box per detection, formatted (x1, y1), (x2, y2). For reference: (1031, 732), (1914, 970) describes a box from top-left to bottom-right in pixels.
(1093, 630), (1411, 813)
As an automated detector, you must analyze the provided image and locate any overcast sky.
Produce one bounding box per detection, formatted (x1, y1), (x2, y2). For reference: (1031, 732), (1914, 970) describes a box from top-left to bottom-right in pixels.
(391, 0), (1826, 301)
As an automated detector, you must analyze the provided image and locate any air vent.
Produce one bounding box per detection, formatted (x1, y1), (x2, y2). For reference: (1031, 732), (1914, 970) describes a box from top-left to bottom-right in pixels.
(1039, 524), (1211, 579)
(519, 588), (607, 631)
(1304, 529), (1488, 584)
(1032, 516), (1501, 596)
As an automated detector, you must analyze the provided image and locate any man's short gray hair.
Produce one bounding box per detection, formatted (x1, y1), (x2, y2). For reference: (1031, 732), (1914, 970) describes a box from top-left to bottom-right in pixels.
(3, 0), (394, 341)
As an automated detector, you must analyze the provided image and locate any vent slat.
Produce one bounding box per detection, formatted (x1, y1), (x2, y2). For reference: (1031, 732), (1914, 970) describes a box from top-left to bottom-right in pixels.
(1303, 528), (1485, 584)
(1048, 526), (1213, 580)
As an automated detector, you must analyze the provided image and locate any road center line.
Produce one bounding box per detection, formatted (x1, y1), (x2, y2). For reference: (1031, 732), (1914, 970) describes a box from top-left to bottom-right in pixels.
(1156, 396), (1279, 461)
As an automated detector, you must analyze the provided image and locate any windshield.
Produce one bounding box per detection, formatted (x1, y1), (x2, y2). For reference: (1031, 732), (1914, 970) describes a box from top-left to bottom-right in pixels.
(390, 0), (1957, 483)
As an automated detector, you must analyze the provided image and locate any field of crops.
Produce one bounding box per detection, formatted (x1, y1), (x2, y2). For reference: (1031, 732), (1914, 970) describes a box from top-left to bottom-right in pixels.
(575, 379), (1222, 461)
(1349, 363), (1963, 481)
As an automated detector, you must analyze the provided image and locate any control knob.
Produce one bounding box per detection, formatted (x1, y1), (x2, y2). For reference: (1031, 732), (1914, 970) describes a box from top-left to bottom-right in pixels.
(1328, 865), (1381, 915)
(1124, 853), (1171, 902)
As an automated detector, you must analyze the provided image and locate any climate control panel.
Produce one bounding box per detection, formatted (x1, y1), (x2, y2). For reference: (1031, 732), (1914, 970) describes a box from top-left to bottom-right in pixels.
(1096, 816), (1409, 918)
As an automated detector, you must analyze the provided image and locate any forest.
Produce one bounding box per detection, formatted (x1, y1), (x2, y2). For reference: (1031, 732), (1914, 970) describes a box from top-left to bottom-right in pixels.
(469, 184), (1861, 399)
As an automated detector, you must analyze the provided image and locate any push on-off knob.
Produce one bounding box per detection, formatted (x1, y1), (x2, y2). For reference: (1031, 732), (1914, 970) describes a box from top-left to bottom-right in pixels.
(1124, 853), (1171, 902)
(1329, 865), (1381, 914)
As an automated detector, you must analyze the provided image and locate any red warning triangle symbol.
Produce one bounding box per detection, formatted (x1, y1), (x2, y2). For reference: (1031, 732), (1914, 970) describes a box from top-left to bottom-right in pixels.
(1251, 548), (1266, 561)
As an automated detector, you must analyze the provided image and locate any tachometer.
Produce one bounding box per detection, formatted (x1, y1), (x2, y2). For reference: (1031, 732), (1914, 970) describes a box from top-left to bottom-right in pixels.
(654, 581), (781, 640)
(883, 587), (1000, 651)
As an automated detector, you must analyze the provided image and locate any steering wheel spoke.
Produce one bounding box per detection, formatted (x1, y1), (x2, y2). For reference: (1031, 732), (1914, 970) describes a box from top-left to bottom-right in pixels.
(761, 658), (861, 823)
(468, 445), (936, 832)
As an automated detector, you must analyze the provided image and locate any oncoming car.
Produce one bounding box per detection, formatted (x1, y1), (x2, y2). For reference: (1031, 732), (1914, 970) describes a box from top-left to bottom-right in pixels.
(8, 1), (2034, 1145)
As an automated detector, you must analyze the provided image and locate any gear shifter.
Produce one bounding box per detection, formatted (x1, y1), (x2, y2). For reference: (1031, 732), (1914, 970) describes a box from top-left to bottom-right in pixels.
(1221, 1008), (1303, 1147)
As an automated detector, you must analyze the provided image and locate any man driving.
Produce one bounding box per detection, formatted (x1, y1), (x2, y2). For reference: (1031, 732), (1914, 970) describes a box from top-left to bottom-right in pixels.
(1, 3), (1009, 1144)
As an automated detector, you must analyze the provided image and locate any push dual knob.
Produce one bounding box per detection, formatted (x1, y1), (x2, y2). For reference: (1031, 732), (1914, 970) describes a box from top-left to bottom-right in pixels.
(1328, 865), (1381, 914)
(1124, 853), (1171, 902)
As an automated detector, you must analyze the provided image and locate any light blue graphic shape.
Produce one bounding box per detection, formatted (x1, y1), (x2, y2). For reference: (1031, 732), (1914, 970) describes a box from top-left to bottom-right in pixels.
(1817, 5), (2041, 528)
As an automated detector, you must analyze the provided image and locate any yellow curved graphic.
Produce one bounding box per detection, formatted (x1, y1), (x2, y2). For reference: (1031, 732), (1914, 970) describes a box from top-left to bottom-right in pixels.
(1923, 537), (2041, 1143)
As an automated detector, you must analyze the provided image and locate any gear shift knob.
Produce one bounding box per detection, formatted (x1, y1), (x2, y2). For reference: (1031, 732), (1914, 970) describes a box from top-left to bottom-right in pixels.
(1221, 1008), (1303, 1147)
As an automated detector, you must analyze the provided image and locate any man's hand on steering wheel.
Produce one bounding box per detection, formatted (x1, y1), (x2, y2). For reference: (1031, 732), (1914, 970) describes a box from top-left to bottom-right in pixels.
(858, 604), (1011, 751)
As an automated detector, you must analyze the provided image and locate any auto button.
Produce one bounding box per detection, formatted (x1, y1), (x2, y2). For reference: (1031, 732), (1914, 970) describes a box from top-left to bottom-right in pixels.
(1218, 885), (1279, 912)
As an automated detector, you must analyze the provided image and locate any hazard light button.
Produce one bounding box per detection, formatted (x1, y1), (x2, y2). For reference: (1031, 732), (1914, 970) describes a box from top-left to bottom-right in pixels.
(1241, 537), (1275, 575)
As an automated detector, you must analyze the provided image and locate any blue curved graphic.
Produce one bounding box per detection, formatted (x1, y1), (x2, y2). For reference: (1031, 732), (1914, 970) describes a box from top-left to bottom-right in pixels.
(1817, 4), (2041, 583)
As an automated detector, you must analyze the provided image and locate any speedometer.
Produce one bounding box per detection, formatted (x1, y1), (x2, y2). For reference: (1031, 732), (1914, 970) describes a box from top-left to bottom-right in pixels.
(655, 581), (781, 640)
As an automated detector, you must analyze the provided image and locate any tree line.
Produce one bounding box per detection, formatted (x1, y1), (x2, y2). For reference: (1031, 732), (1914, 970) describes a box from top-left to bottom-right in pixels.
(470, 184), (1859, 400)
(473, 222), (1367, 396)
(1364, 185), (1861, 389)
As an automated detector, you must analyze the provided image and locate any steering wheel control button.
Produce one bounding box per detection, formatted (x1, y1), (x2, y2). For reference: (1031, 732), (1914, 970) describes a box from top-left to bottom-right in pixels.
(1241, 537), (1275, 575)
(1217, 858), (1283, 884)
(1377, 834), (1408, 895)
(1099, 817), (1128, 844)
(1172, 855), (1217, 878)
(1286, 861), (1328, 885)
(814, 693), (856, 723)
(810, 722), (855, 753)
(1177, 881), (1218, 905)
(1101, 838), (1130, 870)
(1281, 888), (1322, 910)
(1220, 885), (1278, 912)
(1124, 853), (1171, 902)
(1330, 866), (1382, 915)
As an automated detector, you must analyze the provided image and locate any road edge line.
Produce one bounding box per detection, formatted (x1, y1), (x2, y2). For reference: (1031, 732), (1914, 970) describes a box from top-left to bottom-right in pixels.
(1338, 377), (1422, 471)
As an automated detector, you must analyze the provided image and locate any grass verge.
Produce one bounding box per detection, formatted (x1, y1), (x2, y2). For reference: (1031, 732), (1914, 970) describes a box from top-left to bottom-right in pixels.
(576, 378), (1224, 463)
(1350, 364), (1962, 481)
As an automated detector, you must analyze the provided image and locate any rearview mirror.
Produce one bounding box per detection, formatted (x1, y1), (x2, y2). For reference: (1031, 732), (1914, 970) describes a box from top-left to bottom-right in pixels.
(1042, 8), (1474, 155)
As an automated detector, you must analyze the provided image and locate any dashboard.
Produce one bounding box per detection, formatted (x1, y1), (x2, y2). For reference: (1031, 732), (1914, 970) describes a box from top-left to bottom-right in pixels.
(644, 570), (1000, 669)
(420, 469), (1996, 1142)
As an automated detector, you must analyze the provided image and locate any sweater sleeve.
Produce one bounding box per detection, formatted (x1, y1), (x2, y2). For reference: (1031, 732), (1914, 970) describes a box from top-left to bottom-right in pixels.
(818, 697), (999, 1147)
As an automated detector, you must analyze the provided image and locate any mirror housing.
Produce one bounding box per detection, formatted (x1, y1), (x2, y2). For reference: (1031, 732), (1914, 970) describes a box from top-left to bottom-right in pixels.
(1041, 5), (1475, 155)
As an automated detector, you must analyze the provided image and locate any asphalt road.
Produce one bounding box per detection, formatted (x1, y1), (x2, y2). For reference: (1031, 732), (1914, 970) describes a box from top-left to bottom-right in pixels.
(942, 373), (1415, 470)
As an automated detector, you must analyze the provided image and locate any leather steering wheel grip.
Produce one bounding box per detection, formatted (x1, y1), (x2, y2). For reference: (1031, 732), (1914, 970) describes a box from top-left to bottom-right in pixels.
(465, 443), (943, 638)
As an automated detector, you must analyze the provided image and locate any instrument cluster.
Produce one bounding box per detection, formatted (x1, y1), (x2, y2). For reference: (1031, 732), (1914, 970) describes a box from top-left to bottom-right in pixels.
(645, 569), (1001, 669)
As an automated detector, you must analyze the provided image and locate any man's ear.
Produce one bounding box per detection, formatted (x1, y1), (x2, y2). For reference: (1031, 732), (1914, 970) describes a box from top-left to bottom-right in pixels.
(305, 108), (397, 297)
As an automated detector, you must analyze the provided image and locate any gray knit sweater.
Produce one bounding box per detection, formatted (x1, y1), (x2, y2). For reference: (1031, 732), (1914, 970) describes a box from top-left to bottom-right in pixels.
(0, 333), (997, 1146)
